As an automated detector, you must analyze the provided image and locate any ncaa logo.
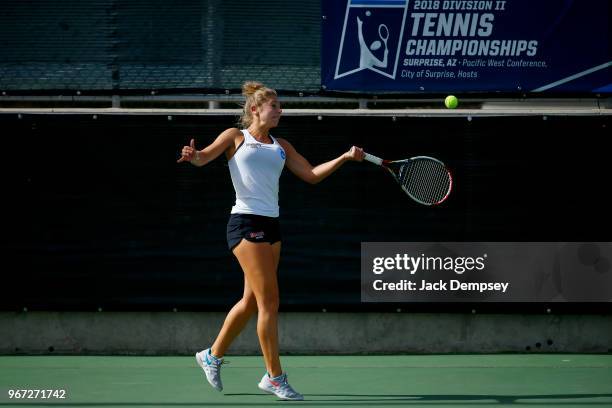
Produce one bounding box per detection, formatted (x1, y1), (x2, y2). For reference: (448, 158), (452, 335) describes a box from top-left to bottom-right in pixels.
(334, 0), (409, 80)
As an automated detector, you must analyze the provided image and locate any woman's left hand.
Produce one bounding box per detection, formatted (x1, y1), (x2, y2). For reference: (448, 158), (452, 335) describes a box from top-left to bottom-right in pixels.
(344, 146), (365, 162)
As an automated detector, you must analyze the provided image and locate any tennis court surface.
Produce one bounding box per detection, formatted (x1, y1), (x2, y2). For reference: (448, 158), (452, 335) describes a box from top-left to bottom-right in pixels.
(2, 354), (611, 407)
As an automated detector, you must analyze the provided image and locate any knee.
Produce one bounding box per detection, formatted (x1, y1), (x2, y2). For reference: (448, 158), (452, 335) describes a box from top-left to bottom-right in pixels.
(257, 295), (279, 314)
(241, 295), (258, 314)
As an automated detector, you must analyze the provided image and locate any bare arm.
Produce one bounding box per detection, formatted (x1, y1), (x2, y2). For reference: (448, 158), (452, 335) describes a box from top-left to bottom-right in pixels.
(177, 128), (241, 167)
(278, 138), (364, 184)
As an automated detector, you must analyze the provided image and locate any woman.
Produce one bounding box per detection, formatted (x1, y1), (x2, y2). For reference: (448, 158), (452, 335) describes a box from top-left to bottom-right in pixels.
(178, 81), (364, 401)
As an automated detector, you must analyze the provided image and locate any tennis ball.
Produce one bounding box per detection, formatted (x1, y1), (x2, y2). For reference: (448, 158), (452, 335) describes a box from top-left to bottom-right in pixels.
(445, 95), (458, 109)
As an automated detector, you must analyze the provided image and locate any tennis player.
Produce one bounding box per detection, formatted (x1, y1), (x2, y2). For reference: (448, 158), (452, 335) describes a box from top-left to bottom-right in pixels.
(178, 81), (364, 401)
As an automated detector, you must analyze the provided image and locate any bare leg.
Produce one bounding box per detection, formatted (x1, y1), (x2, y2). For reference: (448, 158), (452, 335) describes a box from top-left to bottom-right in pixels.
(232, 240), (283, 377)
(210, 274), (257, 358)
(209, 242), (281, 359)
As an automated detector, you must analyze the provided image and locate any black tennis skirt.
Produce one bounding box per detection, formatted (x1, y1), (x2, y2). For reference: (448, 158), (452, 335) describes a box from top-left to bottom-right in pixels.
(226, 213), (281, 251)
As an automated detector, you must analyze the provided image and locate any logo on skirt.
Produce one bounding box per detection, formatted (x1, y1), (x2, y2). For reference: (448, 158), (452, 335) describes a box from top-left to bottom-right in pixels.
(249, 231), (265, 239)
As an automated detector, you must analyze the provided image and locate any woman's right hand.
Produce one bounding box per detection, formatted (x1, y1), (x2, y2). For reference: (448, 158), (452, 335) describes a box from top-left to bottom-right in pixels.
(343, 146), (365, 162)
(177, 139), (198, 163)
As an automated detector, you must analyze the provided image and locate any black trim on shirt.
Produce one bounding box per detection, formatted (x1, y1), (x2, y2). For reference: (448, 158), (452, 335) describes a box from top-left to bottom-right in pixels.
(234, 139), (245, 153)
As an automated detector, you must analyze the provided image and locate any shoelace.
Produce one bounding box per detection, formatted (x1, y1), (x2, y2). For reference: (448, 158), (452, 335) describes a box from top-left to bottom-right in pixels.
(205, 353), (230, 368)
(279, 383), (300, 396)
(275, 376), (299, 395)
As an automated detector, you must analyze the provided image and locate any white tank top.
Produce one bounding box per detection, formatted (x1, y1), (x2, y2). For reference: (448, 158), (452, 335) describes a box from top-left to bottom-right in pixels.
(228, 129), (286, 217)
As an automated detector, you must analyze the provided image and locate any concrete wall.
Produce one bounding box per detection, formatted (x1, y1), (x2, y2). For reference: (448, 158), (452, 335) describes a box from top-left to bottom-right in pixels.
(1, 312), (611, 355)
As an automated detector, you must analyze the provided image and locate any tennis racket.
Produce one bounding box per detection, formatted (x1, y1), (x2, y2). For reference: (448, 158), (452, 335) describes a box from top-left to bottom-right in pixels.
(364, 152), (453, 206)
(379, 24), (389, 49)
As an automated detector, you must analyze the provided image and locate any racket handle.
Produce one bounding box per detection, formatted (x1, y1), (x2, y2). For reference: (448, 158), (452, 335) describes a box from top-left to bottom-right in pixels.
(364, 152), (383, 166)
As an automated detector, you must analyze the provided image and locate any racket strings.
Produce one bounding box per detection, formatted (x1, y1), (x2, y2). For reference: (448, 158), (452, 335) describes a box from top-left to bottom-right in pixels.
(398, 159), (451, 205)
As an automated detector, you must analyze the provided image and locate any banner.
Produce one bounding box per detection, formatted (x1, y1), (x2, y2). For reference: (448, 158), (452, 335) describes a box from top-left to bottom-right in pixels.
(322, 0), (611, 93)
(361, 242), (612, 302)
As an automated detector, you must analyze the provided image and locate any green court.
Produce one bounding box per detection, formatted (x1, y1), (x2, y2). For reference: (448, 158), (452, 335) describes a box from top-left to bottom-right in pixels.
(2, 354), (611, 407)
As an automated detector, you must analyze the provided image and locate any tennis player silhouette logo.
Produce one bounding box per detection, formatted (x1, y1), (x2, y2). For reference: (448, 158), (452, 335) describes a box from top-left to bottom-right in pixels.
(334, 0), (409, 80)
(357, 17), (389, 70)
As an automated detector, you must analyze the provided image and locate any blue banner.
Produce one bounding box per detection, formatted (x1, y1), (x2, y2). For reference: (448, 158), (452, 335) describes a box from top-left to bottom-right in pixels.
(322, 0), (611, 93)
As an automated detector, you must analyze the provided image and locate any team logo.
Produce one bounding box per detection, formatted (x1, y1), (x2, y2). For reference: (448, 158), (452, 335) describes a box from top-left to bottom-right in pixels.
(249, 231), (265, 240)
(335, 0), (409, 80)
(279, 148), (286, 160)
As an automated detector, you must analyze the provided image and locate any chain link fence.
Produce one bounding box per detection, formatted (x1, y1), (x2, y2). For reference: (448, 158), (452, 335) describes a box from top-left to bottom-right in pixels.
(0, 0), (321, 92)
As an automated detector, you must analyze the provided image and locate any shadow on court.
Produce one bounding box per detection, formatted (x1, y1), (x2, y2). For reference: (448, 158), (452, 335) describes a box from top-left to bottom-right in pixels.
(3, 393), (612, 406)
(224, 392), (612, 404)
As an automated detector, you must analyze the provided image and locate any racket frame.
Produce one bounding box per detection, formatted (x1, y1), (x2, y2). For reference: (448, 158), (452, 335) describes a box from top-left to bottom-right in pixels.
(364, 152), (453, 206)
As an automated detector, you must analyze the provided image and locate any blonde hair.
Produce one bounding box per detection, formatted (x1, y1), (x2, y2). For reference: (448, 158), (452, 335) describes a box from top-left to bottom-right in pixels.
(239, 81), (277, 128)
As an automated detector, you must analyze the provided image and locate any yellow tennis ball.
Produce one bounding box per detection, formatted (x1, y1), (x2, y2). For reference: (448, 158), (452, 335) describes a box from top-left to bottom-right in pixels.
(445, 95), (458, 109)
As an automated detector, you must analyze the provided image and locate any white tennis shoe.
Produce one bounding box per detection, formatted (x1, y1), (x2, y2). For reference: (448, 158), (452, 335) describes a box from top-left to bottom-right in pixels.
(195, 348), (224, 392)
(258, 372), (304, 401)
